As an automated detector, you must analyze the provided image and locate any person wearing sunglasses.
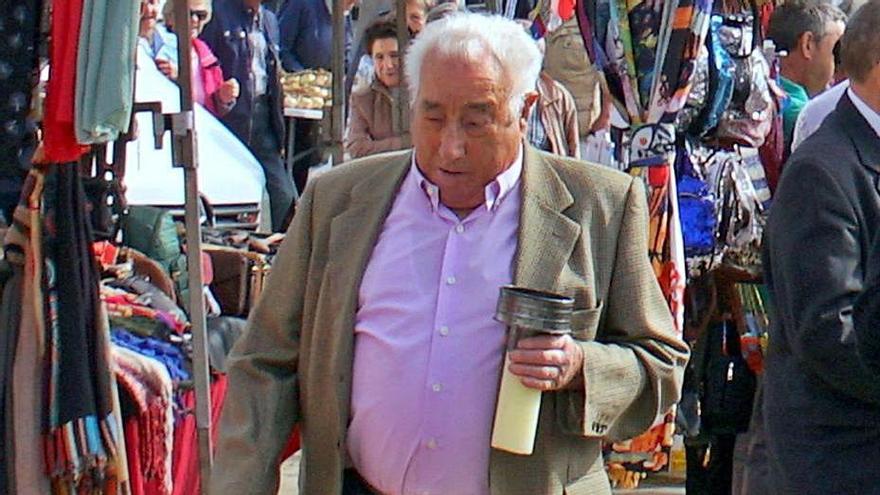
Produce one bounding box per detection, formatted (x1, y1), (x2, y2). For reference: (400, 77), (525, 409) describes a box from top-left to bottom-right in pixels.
(162, 0), (240, 117)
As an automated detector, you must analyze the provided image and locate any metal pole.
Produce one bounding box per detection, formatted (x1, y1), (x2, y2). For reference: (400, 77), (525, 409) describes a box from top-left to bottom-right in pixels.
(331, 0), (347, 165)
(172, 0), (213, 491)
(394, 0), (410, 141)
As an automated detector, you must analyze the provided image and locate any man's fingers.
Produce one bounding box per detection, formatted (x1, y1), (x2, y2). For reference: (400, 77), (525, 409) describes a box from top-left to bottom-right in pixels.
(515, 335), (568, 350)
(518, 377), (557, 391)
(508, 363), (561, 381)
(508, 348), (567, 366)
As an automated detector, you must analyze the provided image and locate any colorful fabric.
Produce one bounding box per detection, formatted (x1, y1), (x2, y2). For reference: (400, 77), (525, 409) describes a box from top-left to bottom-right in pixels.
(577, 0), (714, 475)
(111, 329), (190, 383)
(43, 0), (89, 162)
(171, 376), (228, 495)
(113, 346), (174, 495)
(74, 0), (140, 144)
(43, 165), (121, 492)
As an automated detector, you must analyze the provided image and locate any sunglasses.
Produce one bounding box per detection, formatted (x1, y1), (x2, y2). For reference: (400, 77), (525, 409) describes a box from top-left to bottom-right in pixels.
(190, 9), (209, 21)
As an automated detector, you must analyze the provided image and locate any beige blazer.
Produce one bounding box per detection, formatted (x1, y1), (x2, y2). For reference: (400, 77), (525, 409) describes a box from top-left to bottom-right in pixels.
(209, 147), (689, 495)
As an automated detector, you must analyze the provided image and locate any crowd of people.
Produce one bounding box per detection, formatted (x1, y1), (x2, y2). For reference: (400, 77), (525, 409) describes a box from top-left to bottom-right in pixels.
(135, 0), (592, 232)
(126, 0), (880, 492)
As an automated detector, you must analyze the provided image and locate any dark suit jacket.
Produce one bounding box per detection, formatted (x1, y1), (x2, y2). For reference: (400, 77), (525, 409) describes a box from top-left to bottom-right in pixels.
(855, 233), (880, 375)
(200, 0), (285, 147)
(209, 147), (689, 494)
(763, 94), (880, 494)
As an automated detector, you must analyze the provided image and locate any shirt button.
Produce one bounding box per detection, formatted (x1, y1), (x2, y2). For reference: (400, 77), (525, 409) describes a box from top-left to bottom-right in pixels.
(432, 383), (442, 392)
(426, 438), (437, 449)
(455, 224), (465, 234)
(446, 276), (456, 285)
(439, 326), (449, 336)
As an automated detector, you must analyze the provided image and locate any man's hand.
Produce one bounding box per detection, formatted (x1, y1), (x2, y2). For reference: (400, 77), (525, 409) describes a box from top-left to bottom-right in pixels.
(218, 78), (240, 104)
(156, 58), (178, 80)
(508, 334), (585, 391)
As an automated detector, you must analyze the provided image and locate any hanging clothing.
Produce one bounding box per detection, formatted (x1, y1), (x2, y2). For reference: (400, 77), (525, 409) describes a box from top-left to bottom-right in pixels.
(75, 0), (141, 144)
(43, 166), (120, 492)
(0, 260), (21, 495)
(171, 376), (228, 495)
(2, 169), (51, 494)
(114, 346), (174, 495)
(0, 0), (41, 217)
(43, 0), (89, 162)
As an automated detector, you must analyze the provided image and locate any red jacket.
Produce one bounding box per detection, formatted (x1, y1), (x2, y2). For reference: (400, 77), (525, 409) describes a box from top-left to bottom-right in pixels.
(193, 38), (234, 117)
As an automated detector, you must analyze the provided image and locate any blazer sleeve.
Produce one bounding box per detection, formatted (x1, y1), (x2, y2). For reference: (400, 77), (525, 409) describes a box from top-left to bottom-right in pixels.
(767, 158), (880, 404)
(209, 181), (316, 494)
(557, 177), (689, 441)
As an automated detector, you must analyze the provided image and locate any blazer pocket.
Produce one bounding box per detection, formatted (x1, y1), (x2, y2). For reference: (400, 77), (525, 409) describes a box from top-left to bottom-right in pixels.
(571, 302), (603, 341)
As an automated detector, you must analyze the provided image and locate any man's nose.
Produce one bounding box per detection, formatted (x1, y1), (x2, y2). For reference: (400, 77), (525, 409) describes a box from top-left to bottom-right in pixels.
(438, 123), (465, 161)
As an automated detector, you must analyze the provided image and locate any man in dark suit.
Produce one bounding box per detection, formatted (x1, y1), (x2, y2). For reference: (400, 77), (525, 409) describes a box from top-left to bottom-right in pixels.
(200, 0), (296, 231)
(763, 1), (880, 492)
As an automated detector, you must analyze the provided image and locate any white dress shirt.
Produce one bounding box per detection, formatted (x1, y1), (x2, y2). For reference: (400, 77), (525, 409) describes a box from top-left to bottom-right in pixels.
(848, 87), (880, 139)
(791, 80), (849, 151)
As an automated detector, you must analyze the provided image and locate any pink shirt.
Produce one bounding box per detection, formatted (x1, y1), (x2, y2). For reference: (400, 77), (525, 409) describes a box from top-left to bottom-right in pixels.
(348, 149), (523, 495)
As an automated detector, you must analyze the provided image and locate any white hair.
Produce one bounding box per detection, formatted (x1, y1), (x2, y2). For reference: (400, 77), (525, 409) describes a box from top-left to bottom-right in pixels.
(404, 12), (542, 119)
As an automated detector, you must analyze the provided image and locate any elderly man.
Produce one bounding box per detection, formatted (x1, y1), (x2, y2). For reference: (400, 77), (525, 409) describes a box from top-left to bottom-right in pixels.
(210, 13), (687, 495)
(763, 0), (880, 493)
(767, 0), (846, 153)
(345, 20), (407, 159)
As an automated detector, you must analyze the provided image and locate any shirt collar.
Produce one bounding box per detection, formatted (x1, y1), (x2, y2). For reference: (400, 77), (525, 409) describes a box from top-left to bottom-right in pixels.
(410, 145), (524, 214)
(848, 87), (880, 139)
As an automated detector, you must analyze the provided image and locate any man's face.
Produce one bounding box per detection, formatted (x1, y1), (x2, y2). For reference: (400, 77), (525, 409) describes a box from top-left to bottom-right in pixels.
(371, 37), (400, 88)
(411, 53), (531, 211)
(805, 20), (846, 95)
(189, 0), (212, 37)
(140, 0), (160, 38)
(405, 3), (426, 35)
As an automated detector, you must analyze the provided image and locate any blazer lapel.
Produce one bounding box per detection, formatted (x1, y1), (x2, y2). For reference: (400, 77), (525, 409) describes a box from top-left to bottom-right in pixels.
(513, 147), (581, 293)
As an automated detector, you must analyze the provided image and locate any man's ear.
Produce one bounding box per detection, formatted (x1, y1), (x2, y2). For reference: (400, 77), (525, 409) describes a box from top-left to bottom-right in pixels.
(799, 31), (816, 60)
(519, 91), (539, 129)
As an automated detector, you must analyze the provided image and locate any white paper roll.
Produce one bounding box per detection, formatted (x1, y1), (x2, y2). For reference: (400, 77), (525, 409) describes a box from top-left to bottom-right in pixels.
(491, 354), (542, 455)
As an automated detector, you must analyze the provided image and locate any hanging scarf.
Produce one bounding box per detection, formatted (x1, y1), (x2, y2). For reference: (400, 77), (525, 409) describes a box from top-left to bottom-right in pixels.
(43, 165), (120, 493)
(575, 0), (714, 477)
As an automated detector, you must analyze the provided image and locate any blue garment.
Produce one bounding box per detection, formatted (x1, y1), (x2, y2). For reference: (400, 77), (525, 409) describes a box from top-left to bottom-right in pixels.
(111, 329), (191, 383)
(278, 0), (351, 72)
(200, 0), (285, 147)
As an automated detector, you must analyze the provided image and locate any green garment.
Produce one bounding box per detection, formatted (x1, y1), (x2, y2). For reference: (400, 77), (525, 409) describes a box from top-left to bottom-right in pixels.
(74, 0), (141, 144)
(780, 77), (809, 152)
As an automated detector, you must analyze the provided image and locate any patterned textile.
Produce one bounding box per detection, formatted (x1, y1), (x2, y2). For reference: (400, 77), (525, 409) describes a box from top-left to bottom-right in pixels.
(42, 165), (120, 492)
(576, 0), (714, 476)
(527, 103), (551, 151)
(113, 346), (174, 495)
